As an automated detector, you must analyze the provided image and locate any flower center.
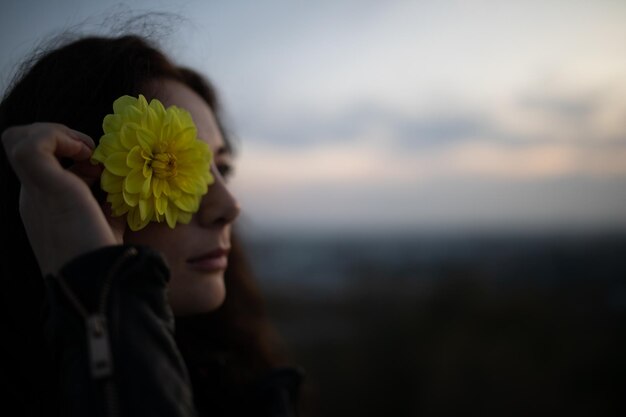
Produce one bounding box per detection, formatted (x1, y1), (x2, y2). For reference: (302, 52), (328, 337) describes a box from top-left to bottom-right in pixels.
(151, 152), (177, 179)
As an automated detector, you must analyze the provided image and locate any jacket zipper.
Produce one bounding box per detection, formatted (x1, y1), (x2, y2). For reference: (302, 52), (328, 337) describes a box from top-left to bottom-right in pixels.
(55, 246), (138, 417)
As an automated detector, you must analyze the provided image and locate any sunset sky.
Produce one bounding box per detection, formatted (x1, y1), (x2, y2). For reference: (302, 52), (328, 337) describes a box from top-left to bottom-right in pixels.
(2, 0), (626, 235)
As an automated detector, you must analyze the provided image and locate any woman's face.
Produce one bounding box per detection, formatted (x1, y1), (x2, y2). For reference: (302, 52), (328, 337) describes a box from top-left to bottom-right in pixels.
(124, 78), (240, 316)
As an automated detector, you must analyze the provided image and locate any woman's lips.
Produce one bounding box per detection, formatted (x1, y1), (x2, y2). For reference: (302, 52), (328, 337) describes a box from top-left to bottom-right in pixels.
(187, 248), (229, 272)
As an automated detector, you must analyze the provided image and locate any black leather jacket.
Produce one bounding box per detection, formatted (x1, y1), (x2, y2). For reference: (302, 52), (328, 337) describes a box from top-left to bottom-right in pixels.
(44, 244), (303, 417)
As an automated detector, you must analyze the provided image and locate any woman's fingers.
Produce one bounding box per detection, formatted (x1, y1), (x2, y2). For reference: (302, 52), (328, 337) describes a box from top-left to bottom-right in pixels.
(2, 123), (95, 192)
(69, 160), (103, 187)
(2, 122), (120, 275)
(3, 122), (93, 159)
(58, 123), (96, 151)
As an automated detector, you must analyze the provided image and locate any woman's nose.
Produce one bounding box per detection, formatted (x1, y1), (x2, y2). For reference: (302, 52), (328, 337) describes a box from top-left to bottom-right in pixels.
(196, 166), (240, 227)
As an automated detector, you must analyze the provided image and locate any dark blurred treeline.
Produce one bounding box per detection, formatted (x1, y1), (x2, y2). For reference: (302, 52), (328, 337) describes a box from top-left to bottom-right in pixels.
(249, 232), (626, 417)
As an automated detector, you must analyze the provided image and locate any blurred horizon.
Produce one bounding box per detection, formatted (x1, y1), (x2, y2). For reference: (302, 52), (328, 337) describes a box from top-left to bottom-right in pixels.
(2, 0), (626, 235)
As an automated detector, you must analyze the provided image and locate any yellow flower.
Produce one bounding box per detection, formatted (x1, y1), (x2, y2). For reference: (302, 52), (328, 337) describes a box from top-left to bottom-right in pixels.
(91, 94), (214, 231)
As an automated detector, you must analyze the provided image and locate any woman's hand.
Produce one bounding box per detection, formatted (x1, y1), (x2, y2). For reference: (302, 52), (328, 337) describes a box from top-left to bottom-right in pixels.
(1, 122), (126, 276)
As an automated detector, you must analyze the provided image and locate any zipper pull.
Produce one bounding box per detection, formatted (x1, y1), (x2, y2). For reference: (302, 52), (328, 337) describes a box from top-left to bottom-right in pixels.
(86, 314), (113, 379)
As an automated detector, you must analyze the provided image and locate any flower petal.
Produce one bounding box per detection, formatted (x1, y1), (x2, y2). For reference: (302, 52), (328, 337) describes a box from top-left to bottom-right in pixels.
(127, 207), (150, 231)
(105, 152), (131, 176)
(107, 192), (129, 216)
(113, 95), (138, 115)
(156, 195), (168, 215)
(173, 193), (199, 212)
(170, 127), (196, 150)
(135, 126), (157, 152)
(165, 205), (179, 229)
(153, 177), (164, 198)
(124, 168), (145, 194)
(101, 169), (123, 193)
(138, 197), (155, 221)
(141, 169), (153, 198)
(103, 114), (122, 135)
(126, 146), (144, 169)
(120, 123), (140, 150)
(123, 188), (139, 207)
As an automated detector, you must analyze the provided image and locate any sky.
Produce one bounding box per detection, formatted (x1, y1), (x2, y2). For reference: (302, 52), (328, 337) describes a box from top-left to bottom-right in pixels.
(2, 0), (626, 235)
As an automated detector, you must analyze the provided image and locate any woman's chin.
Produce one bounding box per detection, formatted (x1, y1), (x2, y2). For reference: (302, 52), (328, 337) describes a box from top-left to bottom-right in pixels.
(169, 275), (226, 316)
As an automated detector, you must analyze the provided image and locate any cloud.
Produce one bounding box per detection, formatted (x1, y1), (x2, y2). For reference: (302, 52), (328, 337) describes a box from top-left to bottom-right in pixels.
(510, 79), (626, 145)
(229, 77), (626, 232)
(232, 75), (626, 158)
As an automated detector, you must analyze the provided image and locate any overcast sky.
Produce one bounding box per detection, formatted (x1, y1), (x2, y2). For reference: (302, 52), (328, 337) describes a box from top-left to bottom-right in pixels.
(2, 0), (626, 235)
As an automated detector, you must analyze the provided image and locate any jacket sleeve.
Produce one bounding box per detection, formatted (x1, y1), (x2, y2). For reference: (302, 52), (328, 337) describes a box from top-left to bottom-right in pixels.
(44, 244), (198, 417)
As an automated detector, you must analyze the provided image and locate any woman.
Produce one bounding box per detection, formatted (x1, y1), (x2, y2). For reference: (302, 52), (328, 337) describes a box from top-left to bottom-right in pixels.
(0, 32), (304, 417)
